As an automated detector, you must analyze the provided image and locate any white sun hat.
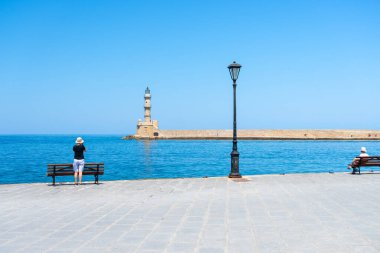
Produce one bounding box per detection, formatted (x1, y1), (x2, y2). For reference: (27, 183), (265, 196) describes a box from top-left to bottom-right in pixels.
(361, 147), (367, 152)
(75, 137), (84, 144)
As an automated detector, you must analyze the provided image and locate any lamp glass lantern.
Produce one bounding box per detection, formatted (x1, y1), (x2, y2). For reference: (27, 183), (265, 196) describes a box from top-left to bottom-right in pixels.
(228, 61), (241, 82)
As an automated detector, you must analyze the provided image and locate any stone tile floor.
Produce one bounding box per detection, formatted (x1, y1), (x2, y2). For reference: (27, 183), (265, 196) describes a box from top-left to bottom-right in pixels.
(0, 173), (380, 253)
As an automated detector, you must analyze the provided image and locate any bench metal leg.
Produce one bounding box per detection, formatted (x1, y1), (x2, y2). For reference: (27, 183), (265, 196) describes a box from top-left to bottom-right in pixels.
(53, 176), (56, 186)
(351, 167), (361, 174)
(94, 174), (99, 184)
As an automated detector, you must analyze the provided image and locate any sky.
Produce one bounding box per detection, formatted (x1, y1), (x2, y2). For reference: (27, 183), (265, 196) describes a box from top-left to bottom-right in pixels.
(0, 0), (379, 134)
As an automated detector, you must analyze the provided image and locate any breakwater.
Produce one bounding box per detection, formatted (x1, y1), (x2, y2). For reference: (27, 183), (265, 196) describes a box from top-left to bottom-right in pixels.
(124, 129), (380, 140)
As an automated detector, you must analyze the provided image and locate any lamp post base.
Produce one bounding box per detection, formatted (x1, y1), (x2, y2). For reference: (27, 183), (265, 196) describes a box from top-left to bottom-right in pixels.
(228, 173), (242, 178)
(229, 150), (242, 178)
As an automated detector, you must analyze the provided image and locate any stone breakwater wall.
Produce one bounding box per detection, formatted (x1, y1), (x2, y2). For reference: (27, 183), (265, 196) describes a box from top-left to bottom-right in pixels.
(125, 129), (380, 140)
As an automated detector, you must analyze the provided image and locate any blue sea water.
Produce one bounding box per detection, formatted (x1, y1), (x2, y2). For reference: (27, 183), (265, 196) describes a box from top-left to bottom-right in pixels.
(0, 135), (379, 184)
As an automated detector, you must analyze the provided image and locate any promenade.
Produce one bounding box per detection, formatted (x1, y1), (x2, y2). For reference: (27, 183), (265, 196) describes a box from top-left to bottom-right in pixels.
(0, 173), (380, 253)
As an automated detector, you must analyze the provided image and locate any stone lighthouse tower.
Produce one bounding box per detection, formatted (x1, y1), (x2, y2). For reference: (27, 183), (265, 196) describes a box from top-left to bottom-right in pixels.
(144, 87), (151, 123)
(136, 87), (159, 138)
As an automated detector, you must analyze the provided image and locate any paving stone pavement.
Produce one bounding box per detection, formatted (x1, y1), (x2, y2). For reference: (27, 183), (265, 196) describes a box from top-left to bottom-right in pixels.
(1, 173), (380, 253)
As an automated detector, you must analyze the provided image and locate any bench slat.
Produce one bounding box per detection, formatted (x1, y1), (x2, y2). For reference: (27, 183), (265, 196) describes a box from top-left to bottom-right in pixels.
(48, 162), (104, 166)
(47, 166), (104, 171)
(46, 169), (104, 174)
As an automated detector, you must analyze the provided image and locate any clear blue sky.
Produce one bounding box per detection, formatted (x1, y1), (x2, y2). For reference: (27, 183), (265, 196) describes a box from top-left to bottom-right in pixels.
(0, 0), (379, 134)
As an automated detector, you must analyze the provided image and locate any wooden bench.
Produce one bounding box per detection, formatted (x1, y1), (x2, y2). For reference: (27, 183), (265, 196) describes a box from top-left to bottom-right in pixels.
(350, 156), (380, 174)
(47, 162), (104, 185)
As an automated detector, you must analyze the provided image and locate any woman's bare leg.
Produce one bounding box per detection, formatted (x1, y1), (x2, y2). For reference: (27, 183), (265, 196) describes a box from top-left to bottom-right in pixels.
(74, 172), (78, 185)
(351, 158), (359, 167)
(79, 171), (83, 184)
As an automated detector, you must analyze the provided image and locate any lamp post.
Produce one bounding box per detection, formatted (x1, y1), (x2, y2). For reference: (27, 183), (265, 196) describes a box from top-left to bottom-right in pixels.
(228, 61), (242, 178)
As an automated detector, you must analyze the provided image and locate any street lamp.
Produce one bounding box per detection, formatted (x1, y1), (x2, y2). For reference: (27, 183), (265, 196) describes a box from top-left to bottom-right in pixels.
(228, 61), (242, 178)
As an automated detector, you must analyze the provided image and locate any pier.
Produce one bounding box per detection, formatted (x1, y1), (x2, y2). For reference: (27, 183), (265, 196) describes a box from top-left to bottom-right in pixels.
(125, 129), (380, 140)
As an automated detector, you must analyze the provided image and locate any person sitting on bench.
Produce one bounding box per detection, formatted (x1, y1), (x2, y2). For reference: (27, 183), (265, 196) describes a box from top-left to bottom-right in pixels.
(347, 147), (369, 170)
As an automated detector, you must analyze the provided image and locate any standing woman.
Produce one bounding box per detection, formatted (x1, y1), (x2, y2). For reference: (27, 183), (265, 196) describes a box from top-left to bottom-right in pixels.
(73, 137), (86, 185)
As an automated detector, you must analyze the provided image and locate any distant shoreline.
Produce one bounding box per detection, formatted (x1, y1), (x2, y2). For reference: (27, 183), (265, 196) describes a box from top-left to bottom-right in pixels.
(123, 129), (380, 140)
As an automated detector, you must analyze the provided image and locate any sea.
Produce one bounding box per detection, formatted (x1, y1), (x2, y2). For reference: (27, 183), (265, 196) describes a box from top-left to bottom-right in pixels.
(0, 135), (379, 184)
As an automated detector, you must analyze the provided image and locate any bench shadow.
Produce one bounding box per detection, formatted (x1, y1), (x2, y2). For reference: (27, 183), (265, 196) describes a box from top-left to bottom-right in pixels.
(47, 182), (104, 187)
(351, 171), (380, 175)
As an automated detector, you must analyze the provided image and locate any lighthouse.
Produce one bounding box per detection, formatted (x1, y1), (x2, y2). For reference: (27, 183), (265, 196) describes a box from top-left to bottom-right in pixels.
(144, 87), (151, 123)
(136, 86), (159, 138)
